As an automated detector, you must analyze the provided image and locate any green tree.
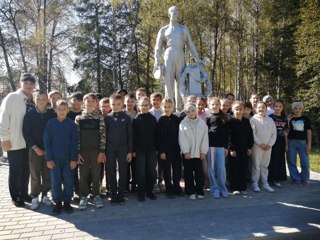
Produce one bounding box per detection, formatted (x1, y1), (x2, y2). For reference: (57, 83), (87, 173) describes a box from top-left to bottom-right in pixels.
(259, 0), (300, 101)
(295, 0), (320, 147)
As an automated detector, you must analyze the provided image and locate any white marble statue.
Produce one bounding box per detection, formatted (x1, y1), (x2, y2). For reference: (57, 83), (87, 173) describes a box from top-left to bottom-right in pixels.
(154, 6), (203, 110)
(180, 62), (212, 98)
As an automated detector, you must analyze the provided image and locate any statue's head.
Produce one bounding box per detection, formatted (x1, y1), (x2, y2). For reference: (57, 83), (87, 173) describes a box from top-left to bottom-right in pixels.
(168, 6), (179, 23)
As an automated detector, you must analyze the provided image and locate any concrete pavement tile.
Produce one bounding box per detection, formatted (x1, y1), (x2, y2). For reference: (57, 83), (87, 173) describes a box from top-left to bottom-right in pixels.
(4, 224), (26, 230)
(27, 236), (52, 240)
(73, 231), (93, 237)
(64, 238), (84, 240)
(51, 233), (75, 239)
(2, 213), (24, 218)
(31, 214), (53, 220)
(9, 216), (31, 222)
(34, 225), (56, 231)
(0, 234), (21, 240)
(83, 236), (101, 240)
(18, 219), (39, 225)
(12, 227), (35, 234)
(64, 228), (79, 233)
(41, 229), (65, 235)
(0, 230), (12, 235)
(26, 222), (48, 228)
(55, 223), (75, 229)
(0, 221), (17, 227)
(19, 231), (44, 238)
(0, 218), (11, 223)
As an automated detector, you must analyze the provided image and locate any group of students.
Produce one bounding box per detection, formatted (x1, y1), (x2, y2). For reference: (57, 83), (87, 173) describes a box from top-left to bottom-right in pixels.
(0, 73), (312, 216)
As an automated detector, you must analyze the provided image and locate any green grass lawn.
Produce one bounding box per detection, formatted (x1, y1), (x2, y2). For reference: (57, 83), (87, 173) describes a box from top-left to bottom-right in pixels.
(310, 149), (320, 173)
(296, 148), (320, 173)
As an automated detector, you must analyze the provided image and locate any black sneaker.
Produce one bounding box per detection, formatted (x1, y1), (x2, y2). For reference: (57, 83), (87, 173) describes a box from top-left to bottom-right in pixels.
(137, 195), (145, 202)
(52, 202), (62, 215)
(175, 191), (185, 197)
(110, 197), (118, 206)
(63, 201), (73, 214)
(117, 198), (126, 205)
(12, 197), (25, 207)
(147, 193), (157, 200)
(166, 193), (175, 199)
(22, 195), (32, 203)
(131, 185), (137, 194)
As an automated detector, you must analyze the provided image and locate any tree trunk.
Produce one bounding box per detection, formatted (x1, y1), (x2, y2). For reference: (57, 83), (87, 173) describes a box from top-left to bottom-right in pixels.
(38, 0), (48, 91)
(133, 0), (140, 86)
(228, 33), (233, 93)
(112, 7), (117, 92)
(95, 4), (101, 93)
(0, 27), (16, 91)
(118, 52), (122, 89)
(11, 14), (28, 72)
(47, 19), (57, 92)
(236, 0), (243, 100)
(146, 29), (151, 94)
(211, 24), (219, 90)
(252, 3), (260, 93)
(134, 37), (140, 87)
(0, 2), (28, 72)
(276, 19), (284, 99)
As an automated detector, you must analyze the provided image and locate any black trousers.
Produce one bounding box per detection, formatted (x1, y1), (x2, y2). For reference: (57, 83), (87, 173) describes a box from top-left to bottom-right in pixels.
(269, 137), (287, 182)
(135, 148), (157, 196)
(183, 157), (204, 196)
(229, 148), (248, 191)
(73, 165), (80, 194)
(106, 146), (128, 199)
(127, 157), (136, 189)
(8, 148), (30, 201)
(157, 153), (164, 184)
(162, 147), (182, 194)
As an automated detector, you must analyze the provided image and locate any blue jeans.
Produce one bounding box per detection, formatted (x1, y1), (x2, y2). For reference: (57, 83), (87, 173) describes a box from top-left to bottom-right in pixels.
(287, 140), (310, 183)
(50, 158), (74, 203)
(207, 147), (228, 195)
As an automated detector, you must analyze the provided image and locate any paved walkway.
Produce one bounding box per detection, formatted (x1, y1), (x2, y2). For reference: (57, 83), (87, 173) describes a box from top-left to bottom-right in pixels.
(0, 157), (319, 240)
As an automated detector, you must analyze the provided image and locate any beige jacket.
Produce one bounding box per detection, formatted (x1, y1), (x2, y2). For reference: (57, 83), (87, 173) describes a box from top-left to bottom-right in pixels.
(179, 116), (209, 158)
(0, 89), (28, 150)
(250, 114), (277, 147)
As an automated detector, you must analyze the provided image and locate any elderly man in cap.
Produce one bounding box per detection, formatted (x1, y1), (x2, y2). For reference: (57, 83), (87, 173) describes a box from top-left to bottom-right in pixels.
(0, 73), (36, 206)
(263, 95), (275, 116)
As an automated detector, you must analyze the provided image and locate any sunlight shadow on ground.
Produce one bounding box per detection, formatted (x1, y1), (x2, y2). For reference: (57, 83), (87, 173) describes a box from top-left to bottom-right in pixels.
(278, 201), (320, 212)
(272, 226), (300, 234)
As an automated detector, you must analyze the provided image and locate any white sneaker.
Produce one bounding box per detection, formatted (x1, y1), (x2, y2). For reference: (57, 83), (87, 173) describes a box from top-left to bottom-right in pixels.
(274, 181), (282, 188)
(262, 183), (274, 193)
(252, 183), (261, 192)
(30, 197), (39, 210)
(93, 195), (103, 209)
(232, 191), (240, 195)
(79, 196), (88, 210)
(188, 194), (196, 200)
(42, 196), (53, 207)
(197, 194), (205, 199)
